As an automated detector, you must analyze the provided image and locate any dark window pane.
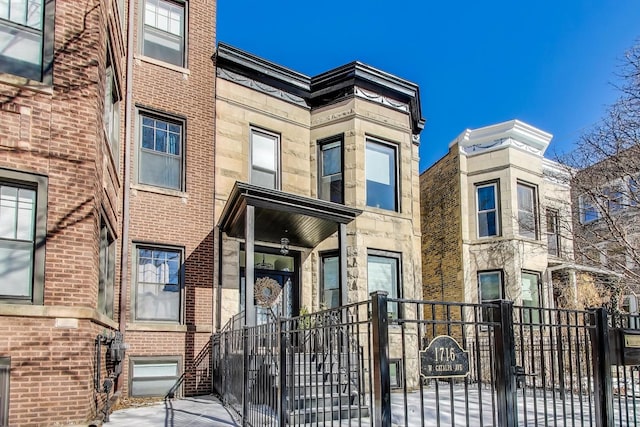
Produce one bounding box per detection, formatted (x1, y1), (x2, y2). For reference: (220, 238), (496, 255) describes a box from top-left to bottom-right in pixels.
(155, 128), (166, 152)
(141, 125), (154, 149)
(478, 186), (495, 210)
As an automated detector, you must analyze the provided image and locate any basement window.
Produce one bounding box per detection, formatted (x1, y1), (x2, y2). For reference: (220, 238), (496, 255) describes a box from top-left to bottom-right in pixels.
(130, 357), (181, 397)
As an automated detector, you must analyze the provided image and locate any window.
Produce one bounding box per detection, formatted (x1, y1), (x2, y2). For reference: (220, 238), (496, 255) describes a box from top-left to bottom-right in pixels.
(318, 136), (343, 203)
(389, 359), (402, 389)
(517, 182), (537, 239)
(579, 195), (599, 224)
(98, 219), (115, 318)
(142, 0), (185, 67)
(130, 357), (180, 397)
(320, 253), (339, 309)
(546, 209), (560, 257)
(104, 51), (121, 167)
(476, 182), (499, 237)
(366, 139), (398, 211)
(478, 271), (503, 303)
(367, 250), (401, 318)
(0, 357), (8, 426)
(138, 112), (183, 190)
(606, 187), (624, 213)
(0, 169), (46, 304)
(521, 271), (541, 324)
(250, 128), (279, 190)
(0, 0), (53, 82)
(135, 246), (182, 322)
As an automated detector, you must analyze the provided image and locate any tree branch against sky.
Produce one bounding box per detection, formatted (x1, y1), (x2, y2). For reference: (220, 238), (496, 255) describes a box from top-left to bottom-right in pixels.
(557, 40), (640, 297)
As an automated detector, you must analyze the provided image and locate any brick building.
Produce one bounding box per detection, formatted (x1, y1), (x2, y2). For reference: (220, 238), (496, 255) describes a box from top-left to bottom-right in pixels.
(0, 0), (215, 425)
(420, 120), (574, 313)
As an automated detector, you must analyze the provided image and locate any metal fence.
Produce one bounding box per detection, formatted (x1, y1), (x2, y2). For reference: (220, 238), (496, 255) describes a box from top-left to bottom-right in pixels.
(211, 294), (640, 426)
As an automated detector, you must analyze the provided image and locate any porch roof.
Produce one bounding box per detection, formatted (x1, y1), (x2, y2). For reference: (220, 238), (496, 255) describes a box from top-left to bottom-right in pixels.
(217, 182), (362, 248)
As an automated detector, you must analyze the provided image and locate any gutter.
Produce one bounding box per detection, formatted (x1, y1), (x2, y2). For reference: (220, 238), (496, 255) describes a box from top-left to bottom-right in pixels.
(117, 0), (135, 386)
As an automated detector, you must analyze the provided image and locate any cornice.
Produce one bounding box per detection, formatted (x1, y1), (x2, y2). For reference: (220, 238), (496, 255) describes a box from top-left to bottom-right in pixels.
(452, 120), (553, 157)
(215, 42), (425, 136)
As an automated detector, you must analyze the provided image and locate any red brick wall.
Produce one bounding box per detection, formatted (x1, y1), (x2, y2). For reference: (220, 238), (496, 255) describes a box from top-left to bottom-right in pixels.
(0, 0), (125, 425)
(120, 0), (216, 397)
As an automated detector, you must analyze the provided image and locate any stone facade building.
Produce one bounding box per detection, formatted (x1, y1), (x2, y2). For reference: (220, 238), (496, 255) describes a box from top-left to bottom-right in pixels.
(214, 43), (424, 334)
(0, 0), (215, 425)
(420, 120), (574, 313)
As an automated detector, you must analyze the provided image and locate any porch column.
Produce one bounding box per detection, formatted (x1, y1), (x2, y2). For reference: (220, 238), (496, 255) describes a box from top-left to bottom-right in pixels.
(338, 223), (348, 306)
(245, 205), (256, 326)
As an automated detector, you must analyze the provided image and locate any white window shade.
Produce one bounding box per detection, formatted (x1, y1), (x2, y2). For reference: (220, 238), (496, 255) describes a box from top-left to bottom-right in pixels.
(366, 148), (390, 185)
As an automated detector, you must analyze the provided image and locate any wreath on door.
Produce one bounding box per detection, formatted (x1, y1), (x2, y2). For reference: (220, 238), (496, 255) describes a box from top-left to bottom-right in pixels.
(254, 276), (281, 307)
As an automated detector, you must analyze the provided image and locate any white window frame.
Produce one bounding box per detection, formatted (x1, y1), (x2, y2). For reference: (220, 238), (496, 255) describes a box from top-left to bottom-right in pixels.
(579, 194), (600, 224)
(129, 356), (182, 397)
(141, 0), (187, 67)
(476, 182), (500, 238)
(517, 182), (538, 239)
(134, 245), (183, 323)
(546, 208), (560, 257)
(137, 110), (185, 191)
(521, 270), (541, 324)
(250, 127), (280, 190)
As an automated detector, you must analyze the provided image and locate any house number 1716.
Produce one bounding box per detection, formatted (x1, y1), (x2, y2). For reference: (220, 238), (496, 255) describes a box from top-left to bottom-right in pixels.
(435, 347), (456, 363)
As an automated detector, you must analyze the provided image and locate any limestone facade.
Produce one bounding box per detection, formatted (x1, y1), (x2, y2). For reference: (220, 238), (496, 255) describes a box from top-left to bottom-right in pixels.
(420, 120), (574, 311)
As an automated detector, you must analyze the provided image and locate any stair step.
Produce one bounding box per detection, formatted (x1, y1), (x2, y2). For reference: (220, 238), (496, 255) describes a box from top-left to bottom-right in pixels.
(288, 405), (370, 424)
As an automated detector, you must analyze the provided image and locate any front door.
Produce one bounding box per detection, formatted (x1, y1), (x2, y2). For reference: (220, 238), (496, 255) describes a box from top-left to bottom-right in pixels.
(240, 248), (298, 323)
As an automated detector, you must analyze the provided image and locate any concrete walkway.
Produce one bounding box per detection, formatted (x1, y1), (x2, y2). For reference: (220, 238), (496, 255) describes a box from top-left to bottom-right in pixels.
(105, 395), (239, 427)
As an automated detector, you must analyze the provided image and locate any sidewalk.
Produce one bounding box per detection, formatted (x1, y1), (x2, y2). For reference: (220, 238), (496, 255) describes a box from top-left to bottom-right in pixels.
(105, 395), (239, 427)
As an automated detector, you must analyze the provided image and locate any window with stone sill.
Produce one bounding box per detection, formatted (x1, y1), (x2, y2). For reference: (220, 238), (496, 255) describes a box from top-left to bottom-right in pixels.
(0, 0), (54, 83)
(142, 0), (186, 67)
(476, 181), (499, 238)
(0, 168), (47, 305)
(134, 245), (183, 323)
(138, 111), (184, 191)
(130, 356), (181, 397)
(366, 139), (399, 212)
(250, 127), (280, 190)
(318, 135), (343, 204)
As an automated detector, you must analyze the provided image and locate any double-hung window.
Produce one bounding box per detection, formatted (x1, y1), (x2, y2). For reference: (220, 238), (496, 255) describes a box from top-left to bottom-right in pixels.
(579, 195), (599, 224)
(320, 252), (339, 309)
(139, 112), (183, 190)
(546, 209), (560, 257)
(366, 139), (398, 211)
(517, 182), (537, 239)
(142, 0), (186, 67)
(0, 169), (47, 304)
(135, 246), (182, 322)
(478, 270), (503, 303)
(104, 51), (121, 167)
(250, 128), (279, 190)
(367, 250), (401, 319)
(476, 182), (499, 238)
(521, 271), (541, 324)
(98, 219), (115, 318)
(0, 0), (53, 82)
(318, 136), (343, 204)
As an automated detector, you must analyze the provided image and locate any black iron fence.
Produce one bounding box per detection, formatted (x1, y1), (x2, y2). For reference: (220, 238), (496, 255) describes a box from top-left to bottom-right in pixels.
(211, 293), (640, 426)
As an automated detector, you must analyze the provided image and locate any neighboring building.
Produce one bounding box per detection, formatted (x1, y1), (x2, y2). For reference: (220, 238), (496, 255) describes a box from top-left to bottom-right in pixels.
(570, 144), (640, 311)
(213, 44), (424, 340)
(0, 0), (215, 425)
(420, 120), (574, 314)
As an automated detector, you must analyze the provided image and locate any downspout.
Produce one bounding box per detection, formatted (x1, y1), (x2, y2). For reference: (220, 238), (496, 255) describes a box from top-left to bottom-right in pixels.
(117, 0), (136, 385)
(213, 48), (222, 332)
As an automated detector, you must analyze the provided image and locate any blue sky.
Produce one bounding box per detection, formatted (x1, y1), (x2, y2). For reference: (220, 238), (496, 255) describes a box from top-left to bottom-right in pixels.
(217, 1), (640, 172)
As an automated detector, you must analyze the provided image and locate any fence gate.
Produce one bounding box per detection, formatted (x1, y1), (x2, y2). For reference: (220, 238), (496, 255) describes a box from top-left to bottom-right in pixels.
(212, 295), (639, 426)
